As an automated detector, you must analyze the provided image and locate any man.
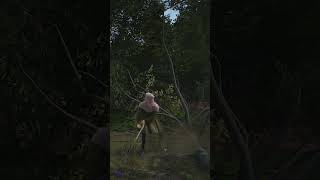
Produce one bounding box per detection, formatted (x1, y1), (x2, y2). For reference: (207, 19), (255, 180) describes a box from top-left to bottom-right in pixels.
(135, 92), (163, 153)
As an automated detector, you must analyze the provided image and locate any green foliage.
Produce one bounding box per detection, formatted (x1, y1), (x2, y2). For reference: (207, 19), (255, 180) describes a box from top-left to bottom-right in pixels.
(111, 111), (135, 131)
(111, 0), (210, 103)
(153, 84), (183, 117)
(110, 60), (183, 119)
(110, 61), (131, 110)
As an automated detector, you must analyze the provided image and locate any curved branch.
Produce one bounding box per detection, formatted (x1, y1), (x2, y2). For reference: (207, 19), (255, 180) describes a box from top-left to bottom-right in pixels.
(125, 68), (177, 116)
(162, 20), (191, 126)
(113, 83), (199, 144)
(210, 4), (254, 177)
(17, 62), (98, 130)
(269, 144), (320, 179)
(126, 69), (146, 95)
(210, 57), (254, 180)
(79, 70), (108, 89)
(114, 83), (182, 124)
(210, 53), (249, 142)
(155, 112), (183, 126)
(54, 24), (85, 92)
(192, 106), (210, 121)
(88, 94), (107, 104)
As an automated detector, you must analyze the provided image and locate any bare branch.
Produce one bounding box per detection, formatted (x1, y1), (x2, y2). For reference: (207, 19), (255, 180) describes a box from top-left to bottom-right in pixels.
(113, 82), (187, 129)
(155, 112), (183, 126)
(54, 24), (85, 92)
(126, 69), (146, 95)
(79, 70), (108, 88)
(192, 106), (210, 121)
(74, 71), (108, 104)
(88, 94), (107, 103)
(208, 49), (222, 90)
(210, 55), (255, 180)
(115, 83), (141, 104)
(125, 68), (178, 116)
(162, 21), (191, 126)
(116, 77), (200, 147)
(17, 62), (98, 130)
(115, 70), (201, 148)
(211, 53), (249, 142)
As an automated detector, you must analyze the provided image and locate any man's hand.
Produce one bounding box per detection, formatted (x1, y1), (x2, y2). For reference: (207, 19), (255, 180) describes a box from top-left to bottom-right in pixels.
(137, 120), (145, 129)
(135, 120), (146, 141)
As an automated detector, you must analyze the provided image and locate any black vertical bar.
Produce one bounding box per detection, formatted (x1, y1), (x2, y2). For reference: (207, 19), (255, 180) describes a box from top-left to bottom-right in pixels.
(107, 0), (110, 179)
(210, 0), (216, 179)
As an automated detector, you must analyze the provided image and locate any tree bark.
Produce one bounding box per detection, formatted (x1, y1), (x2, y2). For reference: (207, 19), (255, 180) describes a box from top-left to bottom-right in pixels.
(211, 65), (255, 180)
(210, 1), (255, 179)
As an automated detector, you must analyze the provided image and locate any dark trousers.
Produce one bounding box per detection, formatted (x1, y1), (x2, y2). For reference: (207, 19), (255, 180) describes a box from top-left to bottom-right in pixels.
(141, 130), (146, 151)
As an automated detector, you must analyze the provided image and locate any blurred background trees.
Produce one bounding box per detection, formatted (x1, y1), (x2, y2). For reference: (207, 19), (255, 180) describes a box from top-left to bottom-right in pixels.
(0, 0), (107, 179)
(110, 0), (210, 119)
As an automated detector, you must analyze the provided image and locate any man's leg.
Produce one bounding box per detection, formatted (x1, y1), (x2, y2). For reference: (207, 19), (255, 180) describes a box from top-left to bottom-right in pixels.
(141, 128), (146, 154)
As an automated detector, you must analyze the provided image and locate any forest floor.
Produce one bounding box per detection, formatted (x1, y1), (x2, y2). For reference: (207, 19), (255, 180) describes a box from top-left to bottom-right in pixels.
(110, 127), (210, 180)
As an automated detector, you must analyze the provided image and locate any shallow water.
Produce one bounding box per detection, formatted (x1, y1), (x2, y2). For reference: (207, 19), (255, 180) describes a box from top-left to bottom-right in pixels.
(110, 127), (210, 180)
